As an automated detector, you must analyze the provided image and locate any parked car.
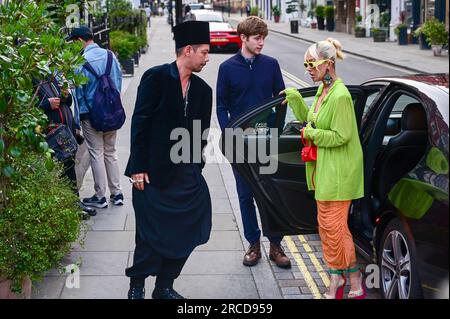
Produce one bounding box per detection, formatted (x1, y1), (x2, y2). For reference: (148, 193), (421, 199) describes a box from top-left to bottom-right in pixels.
(188, 2), (205, 10)
(220, 74), (449, 299)
(193, 10), (241, 52)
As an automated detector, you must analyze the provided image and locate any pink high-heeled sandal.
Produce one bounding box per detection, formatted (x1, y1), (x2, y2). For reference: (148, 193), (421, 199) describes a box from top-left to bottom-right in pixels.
(323, 269), (346, 299)
(347, 267), (366, 299)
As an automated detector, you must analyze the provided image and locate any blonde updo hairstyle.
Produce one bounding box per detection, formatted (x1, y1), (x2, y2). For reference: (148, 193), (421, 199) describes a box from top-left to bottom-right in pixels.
(305, 38), (345, 69)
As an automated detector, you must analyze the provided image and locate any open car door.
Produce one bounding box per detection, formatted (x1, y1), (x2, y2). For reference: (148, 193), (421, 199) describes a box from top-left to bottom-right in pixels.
(220, 86), (369, 237)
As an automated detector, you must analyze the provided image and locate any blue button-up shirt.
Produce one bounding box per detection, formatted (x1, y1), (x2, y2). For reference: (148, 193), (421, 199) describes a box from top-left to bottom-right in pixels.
(75, 43), (122, 116)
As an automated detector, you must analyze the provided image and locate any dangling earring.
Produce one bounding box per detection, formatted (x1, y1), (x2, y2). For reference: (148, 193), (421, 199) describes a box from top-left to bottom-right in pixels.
(323, 72), (332, 85)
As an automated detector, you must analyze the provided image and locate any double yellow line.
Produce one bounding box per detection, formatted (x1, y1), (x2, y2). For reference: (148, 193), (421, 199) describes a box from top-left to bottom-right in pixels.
(281, 69), (329, 299)
(285, 236), (330, 299)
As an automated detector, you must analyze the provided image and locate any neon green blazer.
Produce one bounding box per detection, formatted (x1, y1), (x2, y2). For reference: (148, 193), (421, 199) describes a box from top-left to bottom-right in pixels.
(286, 79), (364, 201)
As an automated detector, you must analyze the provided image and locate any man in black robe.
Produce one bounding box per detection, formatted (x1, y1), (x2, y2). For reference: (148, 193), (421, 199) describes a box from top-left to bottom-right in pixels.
(124, 21), (213, 299)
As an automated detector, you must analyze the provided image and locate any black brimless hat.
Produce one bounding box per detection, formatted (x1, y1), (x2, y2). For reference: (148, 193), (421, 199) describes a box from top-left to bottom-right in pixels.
(173, 21), (210, 49)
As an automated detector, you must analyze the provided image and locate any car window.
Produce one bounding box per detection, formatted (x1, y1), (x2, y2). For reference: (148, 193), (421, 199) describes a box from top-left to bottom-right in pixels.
(194, 13), (224, 22)
(392, 95), (419, 113)
(241, 106), (278, 136)
(189, 4), (204, 10)
(382, 94), (422, 145)
(281, 93), (362, 136)
(364, 91), (380, 116)
(281, 96), (315, 136)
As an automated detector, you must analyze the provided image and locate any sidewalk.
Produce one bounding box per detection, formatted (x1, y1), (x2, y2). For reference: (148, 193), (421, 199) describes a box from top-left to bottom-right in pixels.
(31, 17), (278, 299)
(31, 16), (378, 300)
(228, 14), (449, 74)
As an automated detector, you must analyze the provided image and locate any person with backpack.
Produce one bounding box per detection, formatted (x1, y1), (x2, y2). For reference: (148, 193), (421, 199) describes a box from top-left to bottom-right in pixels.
(68, 26), (125, 209)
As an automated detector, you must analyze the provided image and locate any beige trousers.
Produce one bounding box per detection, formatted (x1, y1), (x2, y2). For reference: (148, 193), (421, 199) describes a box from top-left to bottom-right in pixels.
(75, 140), (91, 190)
(81, 119), (122, 198)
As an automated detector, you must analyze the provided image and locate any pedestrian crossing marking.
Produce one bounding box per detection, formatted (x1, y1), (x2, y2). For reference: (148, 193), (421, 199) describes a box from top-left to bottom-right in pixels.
(298, 235), (330, 288)
(285, 236), (322, 299)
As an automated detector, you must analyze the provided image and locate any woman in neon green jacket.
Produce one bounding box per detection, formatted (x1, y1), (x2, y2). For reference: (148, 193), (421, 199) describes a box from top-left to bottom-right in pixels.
(281, 38), (365, 299)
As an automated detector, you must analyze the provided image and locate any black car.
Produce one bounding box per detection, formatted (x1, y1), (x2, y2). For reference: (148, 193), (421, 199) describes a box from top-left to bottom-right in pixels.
(221, 74), (449, 299)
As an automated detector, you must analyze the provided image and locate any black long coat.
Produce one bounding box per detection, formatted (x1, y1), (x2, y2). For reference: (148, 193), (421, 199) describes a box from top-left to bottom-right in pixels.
(124, 62), (213, 264)
(125, 62), (212, 187)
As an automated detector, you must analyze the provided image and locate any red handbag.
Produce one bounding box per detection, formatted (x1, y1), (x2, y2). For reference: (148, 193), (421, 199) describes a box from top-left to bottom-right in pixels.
(301, 128), (317, 162)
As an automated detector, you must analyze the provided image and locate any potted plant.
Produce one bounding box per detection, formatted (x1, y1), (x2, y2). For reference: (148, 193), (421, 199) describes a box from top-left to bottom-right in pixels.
(394, 23), (408, 45)
(110, 30), (135, 75)
(325, 5), (334, 32)
(250, 6), (259, 16)
(315, 5), (325, 30)
(355, 26), (366, 37)
(272, 5), (281, 23)
(394, 11), (408, 45)
(413, 26), (431, 50)
(372, 28), (387, 42)
(420, 18), (449, 56)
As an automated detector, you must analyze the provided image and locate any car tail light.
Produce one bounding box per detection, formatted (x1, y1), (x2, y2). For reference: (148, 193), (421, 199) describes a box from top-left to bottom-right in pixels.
(375, 217), (381, 224)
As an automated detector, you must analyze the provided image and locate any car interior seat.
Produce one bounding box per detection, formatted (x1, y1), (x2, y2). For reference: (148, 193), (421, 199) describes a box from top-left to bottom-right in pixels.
(375, 102), (428, 199)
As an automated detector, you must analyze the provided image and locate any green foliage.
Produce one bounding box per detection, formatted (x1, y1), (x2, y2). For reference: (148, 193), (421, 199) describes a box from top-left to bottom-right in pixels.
(315, 5), (325, 18)
(107, 0), (132, 12)
(108, 0), (147, 49)
(324, 6), (334, 18)
(356, 14), (362, 23)
(0, 1), (86, 182)
(372, 28), (385, 35)
(0, 1), (87, 294)
(0, 153), (86, 294)
(380, 12), (390, 28)
(394, 23), (407, 36)
(421, 18), (448, 46)
(250, 6), (259, 16)
(271, 5), (281, 17)
(110, 30), (139, 60)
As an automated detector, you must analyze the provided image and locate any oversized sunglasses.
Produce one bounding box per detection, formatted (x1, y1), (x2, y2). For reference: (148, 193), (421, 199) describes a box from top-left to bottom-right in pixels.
(303, 59), (328, 69)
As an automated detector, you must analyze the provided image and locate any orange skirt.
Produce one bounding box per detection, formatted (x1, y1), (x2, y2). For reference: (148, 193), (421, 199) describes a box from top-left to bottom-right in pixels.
(316, 200), (357, 270)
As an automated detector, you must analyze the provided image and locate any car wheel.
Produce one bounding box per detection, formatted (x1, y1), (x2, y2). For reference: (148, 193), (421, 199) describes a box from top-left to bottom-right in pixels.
(377, 218), (423, 299)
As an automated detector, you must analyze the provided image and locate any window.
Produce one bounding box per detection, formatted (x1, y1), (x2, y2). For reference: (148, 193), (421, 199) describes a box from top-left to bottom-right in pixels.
(382, 94), (422, 145)
(281, 95), (316, 136)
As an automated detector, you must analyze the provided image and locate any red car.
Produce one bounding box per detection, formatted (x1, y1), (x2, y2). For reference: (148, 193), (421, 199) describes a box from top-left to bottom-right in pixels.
(193, 10), (241, 52)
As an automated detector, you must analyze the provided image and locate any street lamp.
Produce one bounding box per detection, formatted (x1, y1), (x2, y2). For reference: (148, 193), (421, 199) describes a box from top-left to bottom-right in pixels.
(228, 0), (230, 17)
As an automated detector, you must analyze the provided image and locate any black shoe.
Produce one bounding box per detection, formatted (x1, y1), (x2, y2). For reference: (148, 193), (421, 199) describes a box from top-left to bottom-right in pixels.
(110, 193), (124, 206)
(83, 195), (108, 208)
(128, 286), (145, 299)
(151, 287), (185, 299)
(79, 201), (97, 216)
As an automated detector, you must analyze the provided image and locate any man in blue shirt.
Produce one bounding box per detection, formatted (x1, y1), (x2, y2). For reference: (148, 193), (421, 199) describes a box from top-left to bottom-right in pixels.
(69, 26), (124, 209)
(216, 17), (291, 269)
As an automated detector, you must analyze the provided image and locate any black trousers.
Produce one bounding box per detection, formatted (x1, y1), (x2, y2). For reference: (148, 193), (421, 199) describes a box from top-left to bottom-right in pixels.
(63, 157), (78, 195)
(129, 255), (189, 289)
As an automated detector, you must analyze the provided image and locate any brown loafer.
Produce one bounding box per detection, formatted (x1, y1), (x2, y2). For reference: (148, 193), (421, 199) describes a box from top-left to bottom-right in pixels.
(243, 241), (261, 266)
(269, 243), (292, 269)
